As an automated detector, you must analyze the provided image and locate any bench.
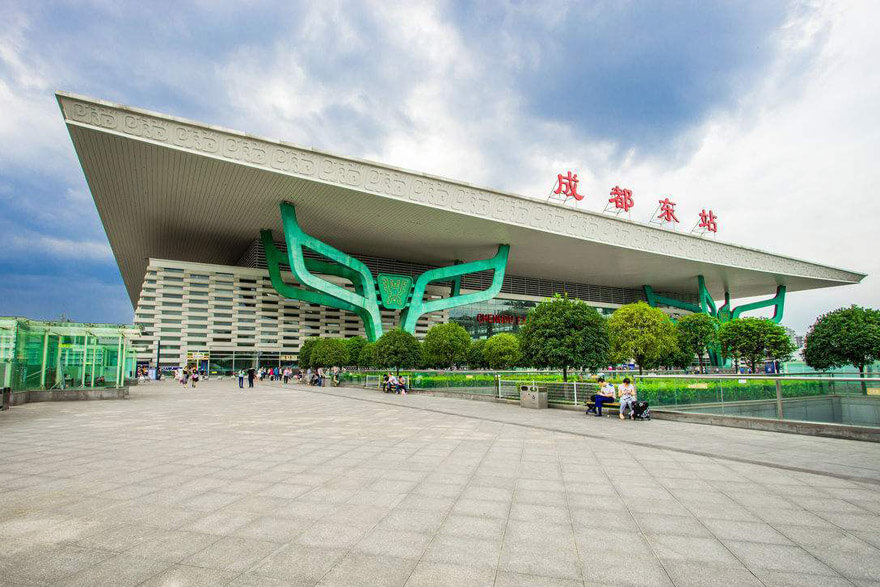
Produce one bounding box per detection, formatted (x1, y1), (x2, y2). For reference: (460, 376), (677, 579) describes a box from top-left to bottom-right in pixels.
(584, 399), (620, 414)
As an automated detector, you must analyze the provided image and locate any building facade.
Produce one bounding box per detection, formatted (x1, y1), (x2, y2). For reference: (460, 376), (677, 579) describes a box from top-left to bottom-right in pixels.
(57, 92), (866, 374)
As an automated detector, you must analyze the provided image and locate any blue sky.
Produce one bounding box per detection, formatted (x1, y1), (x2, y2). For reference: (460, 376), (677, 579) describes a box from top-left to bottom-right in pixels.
(1, 1), (877, 333)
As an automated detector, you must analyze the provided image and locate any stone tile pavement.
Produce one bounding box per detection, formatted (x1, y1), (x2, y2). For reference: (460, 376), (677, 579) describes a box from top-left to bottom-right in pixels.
(0, 378), (877, 586)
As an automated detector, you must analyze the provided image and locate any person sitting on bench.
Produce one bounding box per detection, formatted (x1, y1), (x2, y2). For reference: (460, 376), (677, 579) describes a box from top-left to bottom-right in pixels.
(587, 376), (616, 417)
(618, 377), (637, 420)
(396, 376), (408, 395)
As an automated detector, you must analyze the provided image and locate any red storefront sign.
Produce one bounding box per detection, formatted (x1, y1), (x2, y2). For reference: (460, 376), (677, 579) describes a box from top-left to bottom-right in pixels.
(476, 313), (527, 325)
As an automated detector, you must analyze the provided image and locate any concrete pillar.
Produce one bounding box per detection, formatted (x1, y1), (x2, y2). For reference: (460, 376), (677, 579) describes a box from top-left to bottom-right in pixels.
(116, 335), (123, 388)
(55, 336), (62, 387)
(90, 344), (97, 388)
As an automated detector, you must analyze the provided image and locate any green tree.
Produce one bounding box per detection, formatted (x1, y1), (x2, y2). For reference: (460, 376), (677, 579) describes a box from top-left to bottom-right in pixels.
(483, 333), (521, 370)
(422, 323), (471, 368)
(310, 338), (349, 369)
(676, 313), (719, 373)
(656, 340), (693, 370)
(468, 338), (487, 369)
(344, 336), (367, 368)
(608, 302), (677, 375)
(804, 306), (880, 388)
(718, 318), (796, 373)
(518, 294), (610, 381)
(297, 337), (320, 368)
(374, 329), (422, 375)
(358, 342), (377, 369)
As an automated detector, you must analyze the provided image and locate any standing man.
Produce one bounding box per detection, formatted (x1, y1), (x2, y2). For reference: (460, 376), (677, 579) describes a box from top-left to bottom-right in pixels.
(247, 367), (256, 389)
(237, 368), (245, 389)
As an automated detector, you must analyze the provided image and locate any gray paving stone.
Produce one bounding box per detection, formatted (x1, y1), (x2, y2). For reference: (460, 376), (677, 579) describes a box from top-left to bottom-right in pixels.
(319, 551), (417, 586)
(723, 540), (839, 575)
(494, 571), (582, 586)
(139, 563), (238, 586)
(352, 528), (433, 559)
(55, 553), (171, 586)
(662, 560), (763, 586)
(646, 533), (742, 566)
(182, 535), (280, 572)
(125, 530), (220, 563)
(2, 380), (877, 586)
(421, 535), (502, 570)
(404, 561), (496, 586)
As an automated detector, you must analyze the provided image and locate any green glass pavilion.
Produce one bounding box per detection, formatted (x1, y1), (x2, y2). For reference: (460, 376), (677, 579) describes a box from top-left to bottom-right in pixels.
(0, 317), (140, 392)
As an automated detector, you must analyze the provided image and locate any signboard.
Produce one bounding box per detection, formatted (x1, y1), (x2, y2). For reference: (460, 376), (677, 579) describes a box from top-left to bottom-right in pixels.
(377, 274), (413, 310)
(476, 313), (526, 325)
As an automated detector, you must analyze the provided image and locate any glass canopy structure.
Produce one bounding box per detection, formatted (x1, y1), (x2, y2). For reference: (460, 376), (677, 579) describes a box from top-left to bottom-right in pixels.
(0, 317), (140, 392)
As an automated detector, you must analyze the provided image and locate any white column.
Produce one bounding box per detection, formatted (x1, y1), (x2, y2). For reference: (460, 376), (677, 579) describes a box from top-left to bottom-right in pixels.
(81, 334), (90, 387)
(116, 335), (123, 387)
(39, 330), (49, 389)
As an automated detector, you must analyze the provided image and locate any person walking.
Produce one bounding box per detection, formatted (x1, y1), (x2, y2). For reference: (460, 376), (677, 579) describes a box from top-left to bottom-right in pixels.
(247, 367), (256, 388)
(237, 368), (245, 389)
(191, 370), (199, 388)
(618, 377), (637, 420)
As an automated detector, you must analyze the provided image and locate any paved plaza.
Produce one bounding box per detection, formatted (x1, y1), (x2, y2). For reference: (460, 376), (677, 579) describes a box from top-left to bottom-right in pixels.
(1, 380), (880, 586)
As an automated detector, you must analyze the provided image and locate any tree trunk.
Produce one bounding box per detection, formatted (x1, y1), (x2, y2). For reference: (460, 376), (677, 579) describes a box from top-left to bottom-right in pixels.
(563, 365), (568, 382)
(637, 356), (643, 376)
(396, 366), (400, 376)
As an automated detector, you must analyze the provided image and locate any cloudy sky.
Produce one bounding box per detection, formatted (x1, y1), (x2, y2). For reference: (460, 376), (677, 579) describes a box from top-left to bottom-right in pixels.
(1, 1), (877, 334)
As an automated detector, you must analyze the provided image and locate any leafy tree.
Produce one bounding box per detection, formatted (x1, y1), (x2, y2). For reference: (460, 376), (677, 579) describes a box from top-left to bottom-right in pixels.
(358, 342), (377, 369)
(676, 313), (719, 373)
(804, 306), (880, 389)
(468, 338), (487, 369)
(519, 294), (610, 381)
(608, 302), (677, 375)
(374, 329), (422, 375)
(483, 333), (521, 370)
(297, 337), (320, 368)
(655, 341), (694, 370)
(718, 318), (796, 373)
(423, 323), (471, 368)
(344, 336), (367, 368)
(310, 338), (349, 369)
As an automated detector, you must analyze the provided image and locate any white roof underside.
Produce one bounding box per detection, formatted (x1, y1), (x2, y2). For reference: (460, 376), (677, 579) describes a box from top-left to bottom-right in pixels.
(57, 92), (864, 307)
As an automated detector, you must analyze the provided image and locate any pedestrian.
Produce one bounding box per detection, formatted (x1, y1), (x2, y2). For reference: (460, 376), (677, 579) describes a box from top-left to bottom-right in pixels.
(191, 370), (199, 388)
(618, 377), (637, 420)
(237, 368), (245, 389)
(247, 367), (256, 388)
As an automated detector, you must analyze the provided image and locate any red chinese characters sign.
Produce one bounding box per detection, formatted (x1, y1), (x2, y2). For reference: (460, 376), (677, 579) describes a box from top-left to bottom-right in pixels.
(608, 186), (634, 212)
(554, 171), (583, 201)
(698, 209), (718, 233)
(657, 198), (679, 223)
(476, 314), (526, 325)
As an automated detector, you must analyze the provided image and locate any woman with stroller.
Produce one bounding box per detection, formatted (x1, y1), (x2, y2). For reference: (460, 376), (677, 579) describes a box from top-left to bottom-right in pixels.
(618, 377), (637, 420)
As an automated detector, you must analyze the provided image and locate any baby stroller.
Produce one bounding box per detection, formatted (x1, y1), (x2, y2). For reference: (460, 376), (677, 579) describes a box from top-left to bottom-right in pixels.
(631, 401), (651, 420)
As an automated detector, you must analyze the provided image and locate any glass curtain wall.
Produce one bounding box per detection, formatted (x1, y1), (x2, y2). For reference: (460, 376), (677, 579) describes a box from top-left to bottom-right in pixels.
(0, 317), (138, 391)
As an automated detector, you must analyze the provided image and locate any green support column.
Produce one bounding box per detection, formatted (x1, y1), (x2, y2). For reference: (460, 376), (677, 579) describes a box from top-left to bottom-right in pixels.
(39, 330), (49, 389)
(400, 245), (510, 333)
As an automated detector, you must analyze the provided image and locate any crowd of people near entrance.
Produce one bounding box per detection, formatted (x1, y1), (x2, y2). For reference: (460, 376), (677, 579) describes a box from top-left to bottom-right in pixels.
(231, 365), (345, 388)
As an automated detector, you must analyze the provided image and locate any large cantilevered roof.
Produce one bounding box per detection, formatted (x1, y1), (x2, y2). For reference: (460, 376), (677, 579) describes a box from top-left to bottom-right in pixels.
(57, 91), (864, 307)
